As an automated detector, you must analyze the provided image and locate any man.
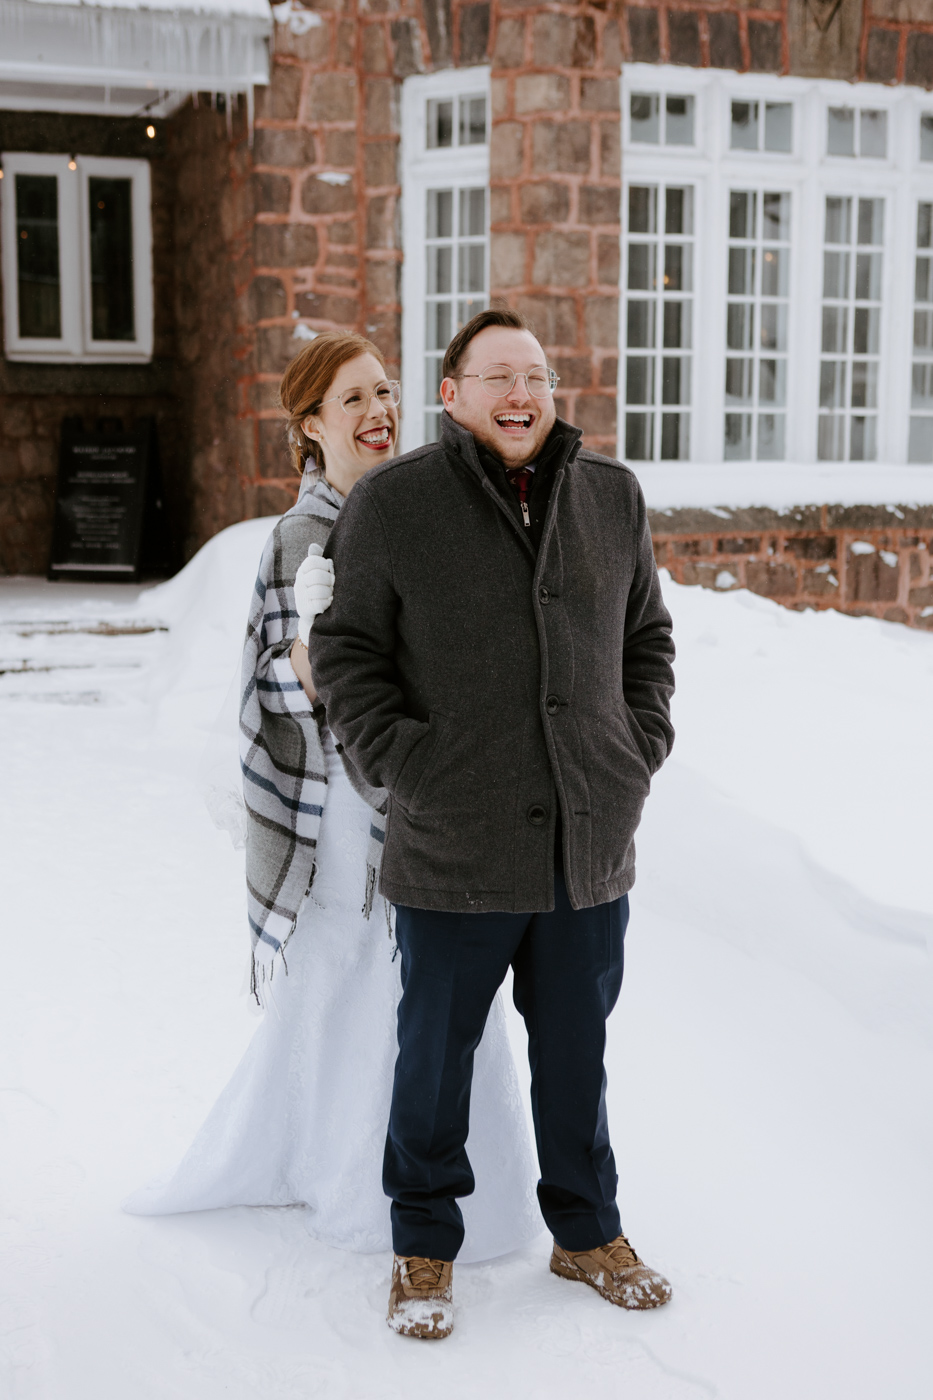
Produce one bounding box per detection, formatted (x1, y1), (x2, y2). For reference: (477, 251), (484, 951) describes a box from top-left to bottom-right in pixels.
(308, 309), (675, 1339)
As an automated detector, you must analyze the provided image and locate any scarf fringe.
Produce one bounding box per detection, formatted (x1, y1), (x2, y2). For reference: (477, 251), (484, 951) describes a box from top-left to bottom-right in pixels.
(250, 943), (289, 1009)
(363, 862), (378, 920)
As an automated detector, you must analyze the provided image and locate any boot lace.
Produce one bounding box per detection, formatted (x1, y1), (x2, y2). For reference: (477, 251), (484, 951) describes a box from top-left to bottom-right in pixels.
(599, 1233), (642, 1271)
(403, 1258), (449, 1292)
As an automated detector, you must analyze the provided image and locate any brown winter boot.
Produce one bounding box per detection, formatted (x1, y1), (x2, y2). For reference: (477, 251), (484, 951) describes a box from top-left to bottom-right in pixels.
(550, 1231), (672, 1310)
(386, 1255), (454, 1339)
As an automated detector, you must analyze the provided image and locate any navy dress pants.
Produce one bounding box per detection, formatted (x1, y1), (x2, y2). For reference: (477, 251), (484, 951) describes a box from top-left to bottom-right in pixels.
(384, 867), (628, 1262)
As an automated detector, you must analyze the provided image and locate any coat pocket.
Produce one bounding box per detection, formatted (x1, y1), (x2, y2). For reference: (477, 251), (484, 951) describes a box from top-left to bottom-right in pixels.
(392, 711), (449, 815)
(621, 702), (655, 777)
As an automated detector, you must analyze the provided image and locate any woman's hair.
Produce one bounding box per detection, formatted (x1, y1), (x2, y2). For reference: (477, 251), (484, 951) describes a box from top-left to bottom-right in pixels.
(280, 331), (387, 475)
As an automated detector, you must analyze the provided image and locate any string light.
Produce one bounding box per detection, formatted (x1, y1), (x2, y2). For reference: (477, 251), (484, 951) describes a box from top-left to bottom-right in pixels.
(146, 124), (156, 139)
(68, 157), (77, 171)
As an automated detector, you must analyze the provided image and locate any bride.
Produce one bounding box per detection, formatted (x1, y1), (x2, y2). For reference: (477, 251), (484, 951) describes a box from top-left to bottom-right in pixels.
(125, 331), (541, 1263)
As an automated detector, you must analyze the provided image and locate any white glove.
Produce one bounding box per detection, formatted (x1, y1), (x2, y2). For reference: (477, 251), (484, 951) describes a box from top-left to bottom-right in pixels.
(295, 543), (334, 646)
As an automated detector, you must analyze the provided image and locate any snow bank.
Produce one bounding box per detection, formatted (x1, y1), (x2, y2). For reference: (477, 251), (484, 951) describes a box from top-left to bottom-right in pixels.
(636, 461), (933, 511)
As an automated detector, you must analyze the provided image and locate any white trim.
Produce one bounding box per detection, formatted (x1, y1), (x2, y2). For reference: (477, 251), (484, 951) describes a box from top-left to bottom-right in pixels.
(400, 67), (490, 456)
(1, 152), (153, 363)
(619, 66), (933, 472)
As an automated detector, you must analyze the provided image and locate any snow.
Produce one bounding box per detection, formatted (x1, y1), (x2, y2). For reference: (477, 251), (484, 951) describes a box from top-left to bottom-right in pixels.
(1, 521), (931, 1399)
(636, 461), (933, 511)
(24, 0), (272, 18)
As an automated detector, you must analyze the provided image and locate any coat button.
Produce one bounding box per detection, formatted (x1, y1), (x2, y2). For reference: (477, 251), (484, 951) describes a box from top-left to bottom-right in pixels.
(526, 804), (547, 826)
(538, 586), (551, 604)
(545, 695), (559, 715)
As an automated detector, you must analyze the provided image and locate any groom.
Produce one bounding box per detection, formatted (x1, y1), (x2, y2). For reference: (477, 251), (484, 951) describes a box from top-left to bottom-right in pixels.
(308, 308), (675, 1339)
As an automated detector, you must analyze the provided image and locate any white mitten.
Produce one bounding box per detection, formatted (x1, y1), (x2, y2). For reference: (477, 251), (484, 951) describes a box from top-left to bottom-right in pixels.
(295, 542), (335, 646)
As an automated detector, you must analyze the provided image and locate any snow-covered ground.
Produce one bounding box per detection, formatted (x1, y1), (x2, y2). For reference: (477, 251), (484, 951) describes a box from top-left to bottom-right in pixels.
(2, 521), (931, 1400)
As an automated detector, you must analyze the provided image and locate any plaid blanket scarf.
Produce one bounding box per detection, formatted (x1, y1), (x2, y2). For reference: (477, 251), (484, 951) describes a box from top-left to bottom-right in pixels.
(239, 469), (388, 998)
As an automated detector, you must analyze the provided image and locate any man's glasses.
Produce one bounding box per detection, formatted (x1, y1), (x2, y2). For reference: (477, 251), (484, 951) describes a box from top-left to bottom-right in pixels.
(317, 381), (401, 417)
(457, 366), (559, 398)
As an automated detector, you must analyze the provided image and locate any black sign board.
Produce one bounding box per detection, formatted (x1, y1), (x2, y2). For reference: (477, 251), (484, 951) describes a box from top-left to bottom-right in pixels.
(49, 417), (170, 582)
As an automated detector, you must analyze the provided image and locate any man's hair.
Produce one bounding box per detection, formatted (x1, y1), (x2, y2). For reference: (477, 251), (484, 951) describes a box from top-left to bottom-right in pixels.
(442, 307), (535, 380)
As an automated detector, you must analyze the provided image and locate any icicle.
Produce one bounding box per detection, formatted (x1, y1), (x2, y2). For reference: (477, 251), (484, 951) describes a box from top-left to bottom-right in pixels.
(246, 84), (255, 148)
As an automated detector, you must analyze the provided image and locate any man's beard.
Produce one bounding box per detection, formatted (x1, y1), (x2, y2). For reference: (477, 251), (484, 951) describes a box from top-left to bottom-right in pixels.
(470, 415), (553, 467)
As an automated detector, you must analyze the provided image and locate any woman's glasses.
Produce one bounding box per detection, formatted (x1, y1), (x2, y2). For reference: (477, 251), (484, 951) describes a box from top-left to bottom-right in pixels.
(318, 381), (402, 417)
(457, 366), (559, 398)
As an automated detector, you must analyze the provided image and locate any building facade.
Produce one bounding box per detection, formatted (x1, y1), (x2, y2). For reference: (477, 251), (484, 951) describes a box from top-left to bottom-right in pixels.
(2, 0), (933, 625)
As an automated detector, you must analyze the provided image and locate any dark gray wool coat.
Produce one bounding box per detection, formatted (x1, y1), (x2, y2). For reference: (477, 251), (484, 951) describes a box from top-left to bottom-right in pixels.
(308, 412), (675, 915)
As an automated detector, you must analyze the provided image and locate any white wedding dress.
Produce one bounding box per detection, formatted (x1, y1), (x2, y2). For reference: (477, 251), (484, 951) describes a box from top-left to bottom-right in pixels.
(125, 728), (542, 1263)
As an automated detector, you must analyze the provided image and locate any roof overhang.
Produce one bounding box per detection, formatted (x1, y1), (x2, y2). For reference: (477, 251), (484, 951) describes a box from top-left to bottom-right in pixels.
(0, 0), (272, 118)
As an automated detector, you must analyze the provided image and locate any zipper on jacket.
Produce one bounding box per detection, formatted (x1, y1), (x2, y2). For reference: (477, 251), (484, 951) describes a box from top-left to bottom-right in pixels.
(521, 501), (531, 528)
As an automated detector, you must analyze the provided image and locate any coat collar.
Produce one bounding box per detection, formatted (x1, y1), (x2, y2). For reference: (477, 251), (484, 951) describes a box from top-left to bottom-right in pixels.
(438, 411), (582, 480)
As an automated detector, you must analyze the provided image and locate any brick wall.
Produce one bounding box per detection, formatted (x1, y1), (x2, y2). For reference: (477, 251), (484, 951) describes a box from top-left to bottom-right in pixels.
(489, 2), (623, 456)
(651, 505), (933, 627)
(623, 0), (933, 85)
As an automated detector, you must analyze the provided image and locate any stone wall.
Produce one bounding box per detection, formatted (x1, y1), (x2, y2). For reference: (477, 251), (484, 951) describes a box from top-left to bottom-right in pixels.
(623, 0), (933, 85)
(651, 505), (933, 628)
(489, 2), (623, 456)
(0, 113), (181, 574)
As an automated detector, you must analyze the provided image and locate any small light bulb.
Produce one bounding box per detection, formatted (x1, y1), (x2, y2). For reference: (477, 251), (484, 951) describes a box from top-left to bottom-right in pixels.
(68, 158), (77, 171)
(146, 124), (156, 139)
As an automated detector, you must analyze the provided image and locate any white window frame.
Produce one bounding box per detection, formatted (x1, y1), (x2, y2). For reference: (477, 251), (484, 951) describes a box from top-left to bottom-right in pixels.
(620, 66), (933, 467)
(1, 151), (153, 363)
(400, 67), (490, 456)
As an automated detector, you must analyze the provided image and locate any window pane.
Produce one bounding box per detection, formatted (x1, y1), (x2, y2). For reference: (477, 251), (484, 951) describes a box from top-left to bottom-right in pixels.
(853, 306), (880, 355)
(427, 99), (453, 148)
(914, 308), (933, 351)
(827, 107), (855, 156)
(763, 191), (790, 241)
(665, 95), (694, 146)
(823, 251), (850, 300)
(820, 361), (846, 408)
(458, 243), (484, 294)
(661, 356), (689, 404)
(89, 177), (135, 341)
(860, 109), (887, 159)
(725, 358), (754, 404)
(825, 196), (851, 245)
(427, 246), (451, 294)
(631, 94), (660, 144)
(724, 413), (751, 460)
(855, 252), (882, 301)
(660, 413), (689, 459)
(857, 198), (884, 246)
(665, 186), (693, 235)
(629, 185), (657, 234)
(729, 191), (754, 241)
(908, 416), (933, 461)
(728, 247), (755, 296)
(459, 187), (485, 238)
(761, 247), (788, 297)
(817, 415), (846, 460)
(822, 306), (848, 353)
(663, 300), (691, 348)
(15, 173), (61, 339)
(849, 414), (876, 460)
(759, 303), (787, 351)
(911, 362), (933, 408)
(726, 302), (754, 350)
(758, 358), (786, 406)
(921, 115), (933, 163)
(426, 300), (451, 351)
(628, 244), (657, 291)
(757, 414), (785, 460)
(764, 103), (793, 153)
(664, 243), (691, 292)
(459, 96), (487, 146)
(627, 300), (655, 347)
(918, 202), (933, 251)
(626, 356), (654, 404)
(625, 413), (653, 460)
(850, 360), (877, 410)
(731, 101), (758, 150)
(427, 189), (452, 238)
(424, 411), (441, 443)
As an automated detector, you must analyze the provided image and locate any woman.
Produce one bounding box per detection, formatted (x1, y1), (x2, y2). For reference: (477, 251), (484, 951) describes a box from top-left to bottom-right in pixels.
(126, 333), (541, 1263)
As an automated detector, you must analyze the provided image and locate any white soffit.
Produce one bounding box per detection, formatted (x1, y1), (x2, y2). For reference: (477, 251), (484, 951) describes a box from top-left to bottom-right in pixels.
(0, 0), (272, 117)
